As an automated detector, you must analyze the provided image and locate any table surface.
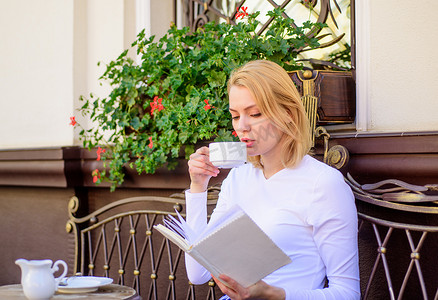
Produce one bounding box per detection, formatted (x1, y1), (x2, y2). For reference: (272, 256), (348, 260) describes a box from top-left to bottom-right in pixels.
(0, 284), (138, 300)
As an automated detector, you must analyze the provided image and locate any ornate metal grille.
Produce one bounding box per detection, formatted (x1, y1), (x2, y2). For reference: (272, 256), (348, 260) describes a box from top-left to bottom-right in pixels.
(67, 194), (220, 300)
(346, 174), (438, 300)
(179, 0), (354, 70)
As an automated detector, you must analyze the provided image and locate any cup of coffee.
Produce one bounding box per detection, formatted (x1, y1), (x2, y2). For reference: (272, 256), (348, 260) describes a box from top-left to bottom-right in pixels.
(209, 142), (247, 168)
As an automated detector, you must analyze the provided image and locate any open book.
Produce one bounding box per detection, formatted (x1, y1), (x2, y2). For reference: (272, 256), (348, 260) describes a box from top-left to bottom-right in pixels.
(153, 205), (292, 287)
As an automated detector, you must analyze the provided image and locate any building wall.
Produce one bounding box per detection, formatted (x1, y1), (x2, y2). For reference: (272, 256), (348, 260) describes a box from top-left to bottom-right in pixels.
(0, 0), (173, 150)
(72, 0), (126, 145)
(365, 0), (438, 132)
(151, 0), (174, 42)
(0, 0), (74, 149)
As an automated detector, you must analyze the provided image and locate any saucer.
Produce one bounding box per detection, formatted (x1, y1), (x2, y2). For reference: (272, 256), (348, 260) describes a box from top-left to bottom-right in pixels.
(211, 160), (245, 168)
(58, 276), (113, 293)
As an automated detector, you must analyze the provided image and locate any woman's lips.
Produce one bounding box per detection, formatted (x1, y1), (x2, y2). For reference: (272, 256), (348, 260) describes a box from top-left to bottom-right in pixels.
(241, 138), (255, 147)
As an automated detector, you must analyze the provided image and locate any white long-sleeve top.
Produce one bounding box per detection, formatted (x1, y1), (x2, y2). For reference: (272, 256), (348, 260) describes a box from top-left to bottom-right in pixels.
(185, 155), (360, 300)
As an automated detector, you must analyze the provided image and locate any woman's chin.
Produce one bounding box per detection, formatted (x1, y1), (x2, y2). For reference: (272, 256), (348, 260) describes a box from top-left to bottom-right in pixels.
(246, 149), (258, 157)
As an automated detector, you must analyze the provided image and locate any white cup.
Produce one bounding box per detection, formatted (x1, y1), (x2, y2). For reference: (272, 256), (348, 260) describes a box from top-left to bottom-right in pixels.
(209, 142), (247, 168)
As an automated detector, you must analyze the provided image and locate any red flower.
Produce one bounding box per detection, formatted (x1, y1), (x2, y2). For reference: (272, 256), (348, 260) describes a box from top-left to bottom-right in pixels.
(204, 99), (212, 111)
(232, 130), (238, 137)
(69, 116), (77, 126)
(92, 169), (101, 183)
(96, 147), (106, 161)
(150, 96), (164, 116)
(157, 100), (164, 111)
(148, 136), (153, 149)
(236, 6), (249, 20)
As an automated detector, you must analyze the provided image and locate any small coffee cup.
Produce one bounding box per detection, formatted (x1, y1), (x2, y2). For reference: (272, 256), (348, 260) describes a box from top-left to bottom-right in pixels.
(209, 142), (247, 168)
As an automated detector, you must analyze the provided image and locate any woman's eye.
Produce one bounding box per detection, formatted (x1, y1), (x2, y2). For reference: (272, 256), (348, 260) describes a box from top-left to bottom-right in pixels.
(231, 116), (240, 120)
(250, 113), (262, 118)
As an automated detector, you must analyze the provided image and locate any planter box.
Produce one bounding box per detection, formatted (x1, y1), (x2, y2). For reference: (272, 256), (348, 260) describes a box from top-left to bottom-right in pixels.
(289, 70), (356, 124)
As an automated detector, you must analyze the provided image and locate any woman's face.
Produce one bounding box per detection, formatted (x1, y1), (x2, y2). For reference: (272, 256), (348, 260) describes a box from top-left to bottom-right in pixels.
(229, 85), (283, 159)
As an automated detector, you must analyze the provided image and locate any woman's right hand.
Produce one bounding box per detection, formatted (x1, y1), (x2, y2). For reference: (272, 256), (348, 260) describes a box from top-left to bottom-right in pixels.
(188, 146), (220, 193)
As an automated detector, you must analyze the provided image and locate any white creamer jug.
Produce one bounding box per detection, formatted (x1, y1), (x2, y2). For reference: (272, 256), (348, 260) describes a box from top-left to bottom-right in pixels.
(15, 258), (67, 300)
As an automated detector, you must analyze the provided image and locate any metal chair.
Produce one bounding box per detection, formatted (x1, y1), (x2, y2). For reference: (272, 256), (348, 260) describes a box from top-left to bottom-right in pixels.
(347, 174), (438, 300)
(66, 189), (221, 300)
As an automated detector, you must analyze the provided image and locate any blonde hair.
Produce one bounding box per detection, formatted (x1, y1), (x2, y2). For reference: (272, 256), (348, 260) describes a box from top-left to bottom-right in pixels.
(227, 60), (311, 169)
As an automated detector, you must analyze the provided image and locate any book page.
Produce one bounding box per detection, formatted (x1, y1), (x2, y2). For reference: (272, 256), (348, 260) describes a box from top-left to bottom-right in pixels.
(154, 224), (190, 252)
(158, 205), (245, 247)
(164, 212), (197, 244)
(194, 205), (245, 244)
(192, 212), (292, 287)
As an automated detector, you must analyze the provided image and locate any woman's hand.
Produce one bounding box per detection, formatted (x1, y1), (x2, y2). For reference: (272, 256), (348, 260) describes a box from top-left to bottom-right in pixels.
(212, 274), (285, 300)
(188, 146), (220, 193)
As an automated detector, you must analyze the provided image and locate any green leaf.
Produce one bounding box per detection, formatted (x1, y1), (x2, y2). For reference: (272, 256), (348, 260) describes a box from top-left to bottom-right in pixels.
(179, 131), (189, 143)
(184, 144), (194, 159)
(130, 117), (141, 130)
(207, 70), (227, 88)
(127, 97), (135, 107)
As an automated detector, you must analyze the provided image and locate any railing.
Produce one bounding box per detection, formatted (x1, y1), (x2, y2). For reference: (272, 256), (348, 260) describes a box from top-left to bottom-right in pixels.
(347, 174), (438, 300)
(66, 189), (221, 300)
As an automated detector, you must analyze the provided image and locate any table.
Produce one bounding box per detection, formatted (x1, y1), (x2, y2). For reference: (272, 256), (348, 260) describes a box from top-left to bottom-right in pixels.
(0, 284), (139, 299)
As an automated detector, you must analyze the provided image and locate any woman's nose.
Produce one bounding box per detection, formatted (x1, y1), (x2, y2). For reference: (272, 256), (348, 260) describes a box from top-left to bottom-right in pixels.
(237, 115), (251, 132)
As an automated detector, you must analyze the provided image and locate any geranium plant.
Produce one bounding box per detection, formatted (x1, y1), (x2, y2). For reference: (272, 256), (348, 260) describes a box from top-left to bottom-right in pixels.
(77, 8), (325, 190)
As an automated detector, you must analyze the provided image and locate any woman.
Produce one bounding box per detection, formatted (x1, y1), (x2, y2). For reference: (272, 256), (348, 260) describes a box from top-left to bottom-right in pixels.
(185, 60), (360, 300)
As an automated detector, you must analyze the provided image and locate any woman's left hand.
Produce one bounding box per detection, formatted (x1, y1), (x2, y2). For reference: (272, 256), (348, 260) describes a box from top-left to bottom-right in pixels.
(212, 274), (285, 300)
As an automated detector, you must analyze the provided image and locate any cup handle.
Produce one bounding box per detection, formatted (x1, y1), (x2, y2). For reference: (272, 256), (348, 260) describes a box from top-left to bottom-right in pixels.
(52, 260), (68, 289)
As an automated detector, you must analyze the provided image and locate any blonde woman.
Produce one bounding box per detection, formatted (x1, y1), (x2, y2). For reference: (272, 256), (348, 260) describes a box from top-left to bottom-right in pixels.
(186, 60), (360, 300)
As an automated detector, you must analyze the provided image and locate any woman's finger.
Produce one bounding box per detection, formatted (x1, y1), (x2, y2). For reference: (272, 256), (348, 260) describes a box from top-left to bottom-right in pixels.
(188, 163), (219, 177)
(189, 153), (214, 166)
(218, 274), (240, 290)
(188, 147), (219, 176)
(189, 159), (218, 170)
(187, 146), (219, 191)
(217, 274), (253, 300)
(190, 146), (210, 158)
(212, 275), (237, 298)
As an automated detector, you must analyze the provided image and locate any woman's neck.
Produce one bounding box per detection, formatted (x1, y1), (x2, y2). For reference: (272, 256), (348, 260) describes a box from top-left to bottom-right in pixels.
(260, 156), (284, 179)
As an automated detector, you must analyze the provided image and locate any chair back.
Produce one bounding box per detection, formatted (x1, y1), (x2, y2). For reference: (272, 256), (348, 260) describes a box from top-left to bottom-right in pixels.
(347, 174), (438, 300)
(66, 193), (220, 300)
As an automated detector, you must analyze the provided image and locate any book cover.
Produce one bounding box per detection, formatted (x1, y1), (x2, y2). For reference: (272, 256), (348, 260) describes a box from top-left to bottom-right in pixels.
(154, 205), (291, 287)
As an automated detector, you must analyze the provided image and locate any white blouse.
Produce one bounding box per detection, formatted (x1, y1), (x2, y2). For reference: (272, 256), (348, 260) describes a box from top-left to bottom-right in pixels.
(185, 155), (360, 299)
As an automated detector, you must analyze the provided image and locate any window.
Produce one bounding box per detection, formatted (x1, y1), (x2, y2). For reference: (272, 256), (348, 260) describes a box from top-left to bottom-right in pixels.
(177, 0), (354, 71)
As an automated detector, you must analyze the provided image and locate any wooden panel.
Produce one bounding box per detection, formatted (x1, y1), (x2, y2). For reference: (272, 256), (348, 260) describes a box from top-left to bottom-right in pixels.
(0, 147), (228, 190)
(289, 70), (356, 124)
(326, 133), (438, 185)
(330, 134), (438, 154)
(0, 160), (66, 187)
(0, 187), (76, 285)
(0, 148), (63, 160)
(314, 71), (356, 123)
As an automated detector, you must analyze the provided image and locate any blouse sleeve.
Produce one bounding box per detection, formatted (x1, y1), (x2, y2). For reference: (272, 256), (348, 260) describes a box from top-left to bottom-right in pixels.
(184, 177), (232, 284)
(184, 190), (211, 284)
(284, 169), (360, 300)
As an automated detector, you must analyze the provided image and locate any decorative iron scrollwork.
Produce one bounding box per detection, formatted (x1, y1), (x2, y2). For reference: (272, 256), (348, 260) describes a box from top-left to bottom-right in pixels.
(349, 174), (438, 299)
(346, 173), (438, 214)
(326, 144), (349, 169)
(184, 0), (352, 68)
